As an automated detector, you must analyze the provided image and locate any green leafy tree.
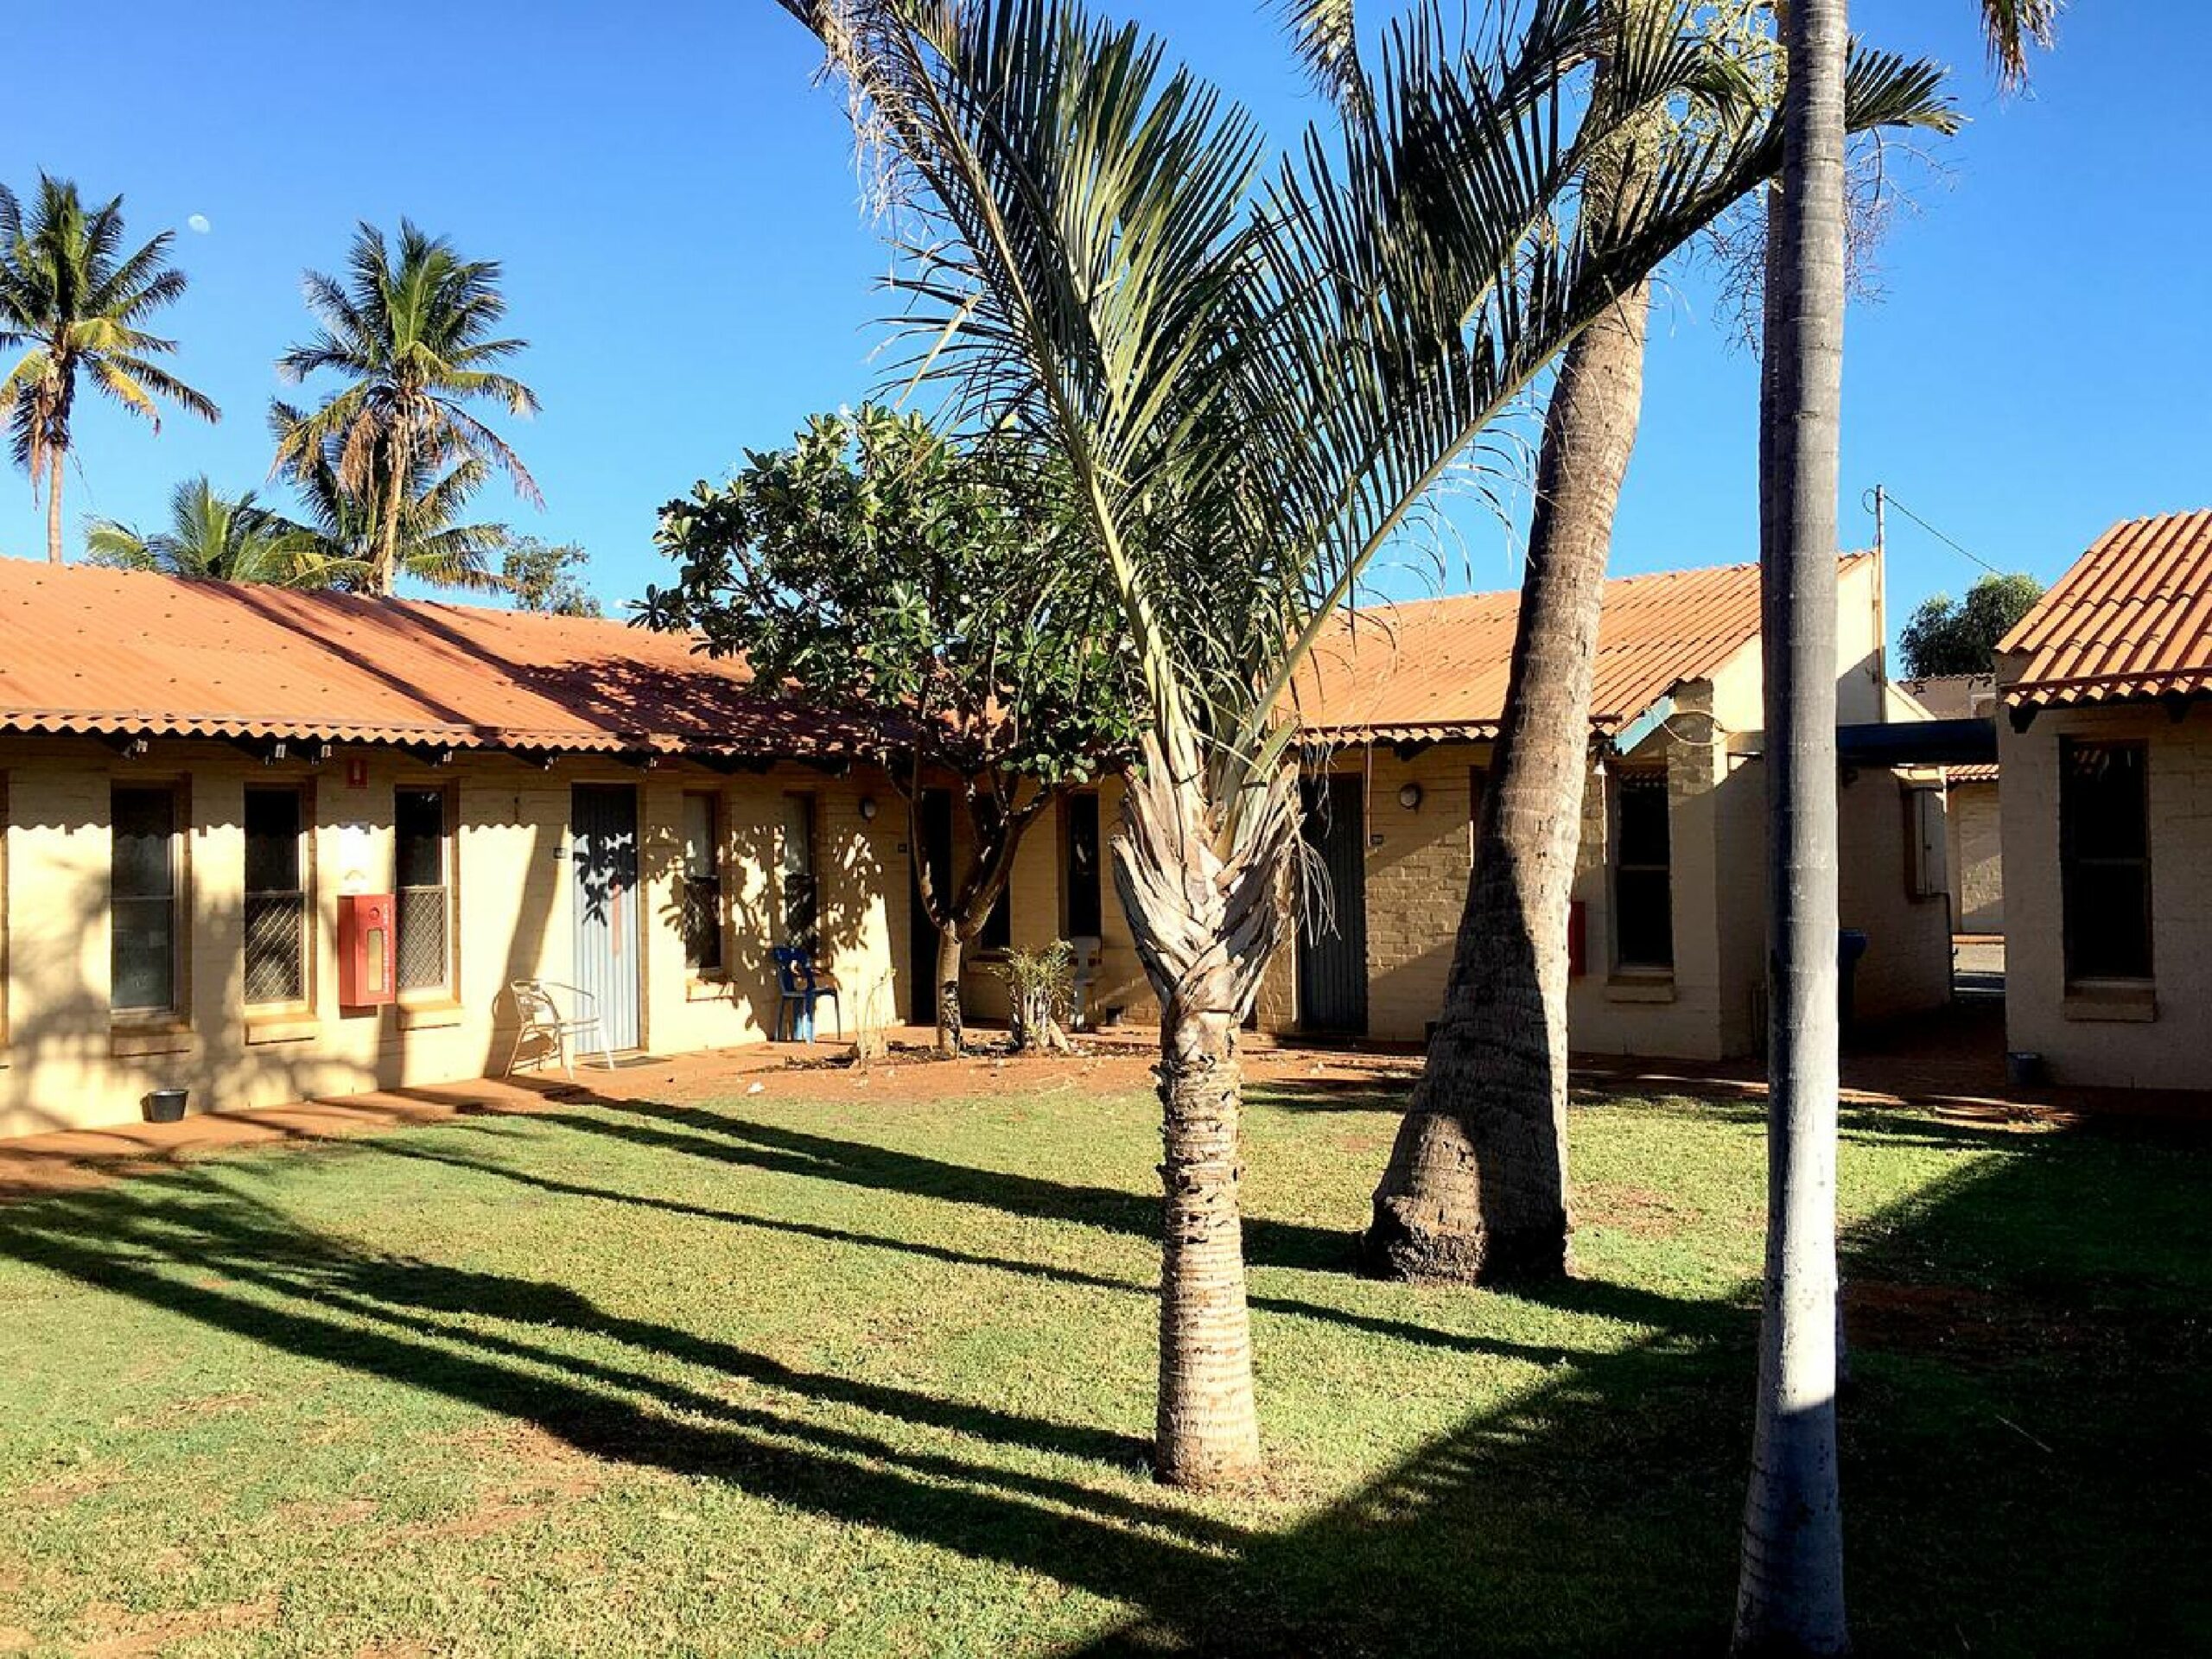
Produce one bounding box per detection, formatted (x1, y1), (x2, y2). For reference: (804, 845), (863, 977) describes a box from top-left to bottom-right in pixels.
(1897, 572), (2044, 677)
(0, 175), (219, 563)
(271, 220), (539, 595)
(501, 536), (602, 616)
(1735, 3), (2053, 1654)
(785, 0), (1874, 1488)
(645, 406), (1135, 1054)
(84, 475), (364, 588)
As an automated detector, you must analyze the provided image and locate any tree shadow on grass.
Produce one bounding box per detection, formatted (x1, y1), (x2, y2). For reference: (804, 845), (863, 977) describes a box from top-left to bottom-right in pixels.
(1, 1100), (2205, 1655)
(516, 1091), (1360, 1274)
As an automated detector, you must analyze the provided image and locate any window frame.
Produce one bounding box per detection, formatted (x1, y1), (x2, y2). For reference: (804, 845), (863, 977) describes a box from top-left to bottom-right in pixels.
(2059, 737), (2153, 985)
(392, 782), (459, 1002)
(243, 782), (315, 1013)
(680, 789), (726, 976)
(1608, 764), (1675, 975)
(110, 779), (190, 1021)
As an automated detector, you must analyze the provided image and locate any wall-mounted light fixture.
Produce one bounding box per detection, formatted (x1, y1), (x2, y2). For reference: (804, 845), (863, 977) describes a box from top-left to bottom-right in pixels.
(1397, 782), (1424, 811)
(858, 795), (879, 822)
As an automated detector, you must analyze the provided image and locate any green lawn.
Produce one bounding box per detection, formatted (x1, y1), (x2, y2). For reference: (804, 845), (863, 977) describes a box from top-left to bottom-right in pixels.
(0, 1071), (2205, 1656)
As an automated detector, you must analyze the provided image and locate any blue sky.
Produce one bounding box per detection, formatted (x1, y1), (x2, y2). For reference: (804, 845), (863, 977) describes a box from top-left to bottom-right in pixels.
(3, 2), (2206, 635)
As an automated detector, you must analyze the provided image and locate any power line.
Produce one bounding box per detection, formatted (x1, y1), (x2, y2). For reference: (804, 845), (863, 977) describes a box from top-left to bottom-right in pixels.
(1864, 488), (2007, 579)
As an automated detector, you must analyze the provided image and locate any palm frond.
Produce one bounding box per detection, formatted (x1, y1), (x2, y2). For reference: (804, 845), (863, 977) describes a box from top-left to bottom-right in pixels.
(1980, 0), (2059, 90)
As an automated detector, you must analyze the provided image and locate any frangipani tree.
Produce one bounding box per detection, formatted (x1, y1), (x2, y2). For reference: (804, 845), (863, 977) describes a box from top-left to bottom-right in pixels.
(645, 406), (1134, 1055)
(779, 0), (1843, 1489)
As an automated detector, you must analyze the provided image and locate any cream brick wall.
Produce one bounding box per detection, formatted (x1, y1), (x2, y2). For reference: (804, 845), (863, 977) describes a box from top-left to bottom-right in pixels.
(1999, 700), (2212, 1090)
(0, 741), (900, 1136)
(1945, 780), (2003, 933)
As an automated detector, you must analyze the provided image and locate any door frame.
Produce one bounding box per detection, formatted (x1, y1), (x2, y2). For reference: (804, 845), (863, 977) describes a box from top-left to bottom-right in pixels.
(908, 788), (954, 1027)
(1296, 771), (1370, 1037)
(570, 780), (645, 1052)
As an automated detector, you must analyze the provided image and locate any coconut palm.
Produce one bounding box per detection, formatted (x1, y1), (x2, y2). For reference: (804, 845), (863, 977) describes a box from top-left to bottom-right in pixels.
(270, 399), (512, 593)
(1733, 3), (2053, 1653)
(270, 220), (538, 595)
(0, 176), (219, 563)
(785, 0), (1878, 1488)
(84, 475), (364, 588)
(1357, 3), (1952, 1284)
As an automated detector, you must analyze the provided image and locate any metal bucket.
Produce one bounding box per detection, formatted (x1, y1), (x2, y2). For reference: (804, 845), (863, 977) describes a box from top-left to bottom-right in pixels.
(143, 1088), (189, 1124)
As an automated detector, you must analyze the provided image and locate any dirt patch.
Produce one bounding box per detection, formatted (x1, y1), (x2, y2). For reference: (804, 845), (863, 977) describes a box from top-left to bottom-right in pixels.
(272, 1497), (379, 1529)
(69, 1595), (277, 1657)
(1578, 1182), (1693, 1239)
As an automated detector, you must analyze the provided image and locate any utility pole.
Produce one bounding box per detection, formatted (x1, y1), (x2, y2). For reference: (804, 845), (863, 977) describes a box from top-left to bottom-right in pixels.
(1871, 483), (1889, 690)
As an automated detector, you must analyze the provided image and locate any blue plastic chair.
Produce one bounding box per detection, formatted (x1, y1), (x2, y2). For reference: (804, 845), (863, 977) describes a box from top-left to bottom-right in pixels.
(772, 946), (842, 1044)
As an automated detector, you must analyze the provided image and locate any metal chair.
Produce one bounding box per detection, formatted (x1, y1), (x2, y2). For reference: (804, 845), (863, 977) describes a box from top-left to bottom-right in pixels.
(772, 947), (842, 1044)
(505, 979), (617, 1077)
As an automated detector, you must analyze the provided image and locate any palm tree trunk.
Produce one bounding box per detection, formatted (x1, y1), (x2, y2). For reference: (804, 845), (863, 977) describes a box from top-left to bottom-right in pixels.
(45, 445), (66, 564)
(377, 477), (404, 595)
(1112, 736), (1296, 1489)
(1363, 271), (1653, 1283)
(935, 924), (965, 1056)
(1154, 1002), (1256, 1484)
(1734, 0), (1851, 1651)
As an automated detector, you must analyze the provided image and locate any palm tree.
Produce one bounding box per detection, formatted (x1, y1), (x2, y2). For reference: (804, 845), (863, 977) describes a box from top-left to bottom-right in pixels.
(1359, 7), (1951, 1283)
(0, 176), (219, 563)
(785, 0), (1852, 1489)
(84, 475), (365, 588)
(1732, 3), (2053, 1653)
(272, 399), (511, 593)
(271, 220), (539, 594)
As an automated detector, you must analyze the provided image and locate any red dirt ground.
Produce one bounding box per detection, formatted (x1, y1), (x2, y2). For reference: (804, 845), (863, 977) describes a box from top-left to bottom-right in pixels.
(0, 1031), (1414, 1203)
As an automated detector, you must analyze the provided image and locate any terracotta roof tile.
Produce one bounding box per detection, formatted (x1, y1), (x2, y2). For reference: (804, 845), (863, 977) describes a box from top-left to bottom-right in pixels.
(0, 560), (880, 759)
(1293, 556), (1868, 740)
(2000, 511), (2212, 708)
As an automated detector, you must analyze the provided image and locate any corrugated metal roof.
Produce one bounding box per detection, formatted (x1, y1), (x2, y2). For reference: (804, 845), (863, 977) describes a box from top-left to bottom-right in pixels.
(2000, 510), (2212, 709)
(0, 560), (881, 759)
(1293, 556), (1868, 740)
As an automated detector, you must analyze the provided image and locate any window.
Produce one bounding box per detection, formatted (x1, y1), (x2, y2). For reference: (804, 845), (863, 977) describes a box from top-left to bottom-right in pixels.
(394, 787), (454, 994)
(112, 785), (183, 1014)
(2062, 740), (2151, 981)
(682, 791), (723, 973)
(1065, 794), (1103, 939)
(1611, 767), (1674, 971)
(780, 794), (818, 953)
(245, 786), (309, 1006)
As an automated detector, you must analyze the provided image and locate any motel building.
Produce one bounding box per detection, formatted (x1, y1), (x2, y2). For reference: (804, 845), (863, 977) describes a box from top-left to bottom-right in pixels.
(12, 534), (2169, 1141)
(1994, 510), (2212, 1090)
(0, 560), (925, 1140)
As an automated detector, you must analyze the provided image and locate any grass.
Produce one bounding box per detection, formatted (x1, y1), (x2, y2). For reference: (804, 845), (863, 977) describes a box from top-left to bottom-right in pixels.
(0, 1070), (2206, 1656)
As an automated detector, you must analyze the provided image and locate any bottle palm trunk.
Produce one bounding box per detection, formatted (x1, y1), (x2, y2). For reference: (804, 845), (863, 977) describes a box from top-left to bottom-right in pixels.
(1111, 738), (1296, 1487)
(1733, 0), (1851, 1650)
(1363, 272), (1652, 1282)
